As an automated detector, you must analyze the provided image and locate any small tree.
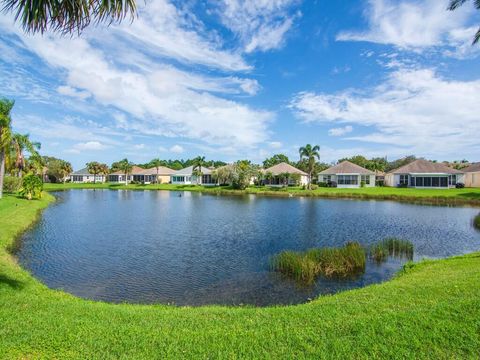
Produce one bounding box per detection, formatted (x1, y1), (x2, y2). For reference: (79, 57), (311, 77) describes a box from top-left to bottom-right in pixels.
(212, 165), (234, 185)
(118, 158), (133, 185)
(192, 156), (206, 185)
(150, 158), (162, 184)
(19, 173), (43, 200)
(86, 161), (108, 183)
(299, 144), (320, 190)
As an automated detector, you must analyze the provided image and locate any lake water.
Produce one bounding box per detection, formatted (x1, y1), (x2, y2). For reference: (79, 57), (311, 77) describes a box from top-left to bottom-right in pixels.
(17, 190), (480, 306)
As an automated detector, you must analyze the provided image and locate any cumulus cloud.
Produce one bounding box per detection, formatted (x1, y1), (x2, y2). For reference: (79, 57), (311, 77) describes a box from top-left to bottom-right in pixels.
(268, 141), (283, 149)
(215, 0), (300, 53)
(170, 145), (185, 153)
(337, 0), (479, 58)
(67, 141), (108, 153)
(328, 125), (353, 137)
(290, 67), (480, 159)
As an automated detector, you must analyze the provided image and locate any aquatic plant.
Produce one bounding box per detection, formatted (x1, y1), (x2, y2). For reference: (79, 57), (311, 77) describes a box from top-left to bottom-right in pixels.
(370, 238), (414, 262)
(271, 242), (366, 283)
(474, 213), (480, 230)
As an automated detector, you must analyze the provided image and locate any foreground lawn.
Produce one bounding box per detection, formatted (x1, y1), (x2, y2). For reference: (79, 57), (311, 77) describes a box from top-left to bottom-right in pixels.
(44, 182), (480, 205)
(1, 195), (479, 358)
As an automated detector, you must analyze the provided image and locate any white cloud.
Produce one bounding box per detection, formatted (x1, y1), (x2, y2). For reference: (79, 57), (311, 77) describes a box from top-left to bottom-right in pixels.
(328, 125), (353, 136)
(57, 85), (91, 100)
(268, 141), (283, 149)
(67, 141), (108, 153)
(336, 0), (478, 57)
(216, 0), (300, 53)
(133, 144), (145, 149)
(290, 67), (480, 159)
(170, 145), (185, 153)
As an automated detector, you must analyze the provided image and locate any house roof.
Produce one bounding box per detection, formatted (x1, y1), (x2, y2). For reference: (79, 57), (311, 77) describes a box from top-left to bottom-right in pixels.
(110, 166), (145, 175)
(462, 162), (480, 173)
(138, 166), (176, 175)
(173, 165), (213, 176)
(319, 161), (374, 175)
(71, 168), (91, 175)
(388, 159), (463, 175)
(264, 162), (307, 176)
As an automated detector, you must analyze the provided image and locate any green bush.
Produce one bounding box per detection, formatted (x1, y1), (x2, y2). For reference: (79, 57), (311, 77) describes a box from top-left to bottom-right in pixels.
(318, 182), (328, 187)
(19, 174), (43, 200)
(360, 181), (366, 188)
(2, 176), (22, 193)
(271, 242), (366, 283)
(474, 214), (480, 230)
(310, 184), (319, 190)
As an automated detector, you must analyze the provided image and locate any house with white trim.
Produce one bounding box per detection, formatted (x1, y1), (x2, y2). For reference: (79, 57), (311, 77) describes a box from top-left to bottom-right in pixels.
(70, 168), (107, 183)
(384, 159), (464, 188)
(170, 166), (216, 185)
(318, 161), (375, 188)
(263, 162), (308, 186)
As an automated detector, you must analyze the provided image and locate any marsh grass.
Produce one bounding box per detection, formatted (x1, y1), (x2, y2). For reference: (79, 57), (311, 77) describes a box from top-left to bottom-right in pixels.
(370, 238), (414, 262)
(271, 242), (366, 283)
(474, 213), (480, 230)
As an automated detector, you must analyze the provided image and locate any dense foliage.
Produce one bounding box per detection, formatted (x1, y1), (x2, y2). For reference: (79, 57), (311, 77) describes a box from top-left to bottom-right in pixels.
(19, 173), (43, 200)
(2, 175), (21, 193)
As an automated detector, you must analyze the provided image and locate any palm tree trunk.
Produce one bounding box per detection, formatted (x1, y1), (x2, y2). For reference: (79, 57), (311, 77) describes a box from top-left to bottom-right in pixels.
(156, 168), (159, 184)
(0, 150), (5, 199)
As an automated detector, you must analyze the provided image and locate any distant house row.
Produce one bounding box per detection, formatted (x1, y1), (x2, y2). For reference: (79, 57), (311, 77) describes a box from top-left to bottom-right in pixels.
(70, 159), (480, 189)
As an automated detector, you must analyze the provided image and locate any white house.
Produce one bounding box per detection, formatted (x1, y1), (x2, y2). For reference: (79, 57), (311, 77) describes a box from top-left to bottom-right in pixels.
(318, 161), (375, 188)
(170, 166), (216, 185)
(384, 159), (464, 188)
(263, 162), (308, 187)
(70, 168), (107, 183)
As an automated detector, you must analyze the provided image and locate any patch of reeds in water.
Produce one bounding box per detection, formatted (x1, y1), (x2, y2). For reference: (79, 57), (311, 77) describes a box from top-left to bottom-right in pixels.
(370, 238), (414, 262)
(474, 213), (480, 230)
(271, 242), (366, 284)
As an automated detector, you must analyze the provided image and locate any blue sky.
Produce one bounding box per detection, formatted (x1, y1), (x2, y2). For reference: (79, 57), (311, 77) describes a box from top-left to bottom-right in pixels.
(1, 0), (479, 169)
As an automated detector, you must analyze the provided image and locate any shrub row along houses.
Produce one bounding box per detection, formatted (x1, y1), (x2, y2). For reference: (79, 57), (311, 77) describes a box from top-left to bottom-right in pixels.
(70, 159), (480, 189)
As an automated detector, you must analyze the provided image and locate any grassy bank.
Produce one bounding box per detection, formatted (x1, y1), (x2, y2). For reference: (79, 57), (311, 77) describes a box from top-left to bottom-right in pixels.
(44, 182), (480, 205)
(1, 195), (480, 358)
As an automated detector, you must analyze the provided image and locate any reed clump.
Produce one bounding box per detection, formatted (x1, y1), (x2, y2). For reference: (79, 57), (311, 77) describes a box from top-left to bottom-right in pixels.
(370, 238), (414, 262)
(271, 242), (366, 283)
(474, 213), (480, 230)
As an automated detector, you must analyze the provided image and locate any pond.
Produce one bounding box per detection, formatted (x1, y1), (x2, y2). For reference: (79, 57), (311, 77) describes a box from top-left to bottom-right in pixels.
(17, 190), (480, 306)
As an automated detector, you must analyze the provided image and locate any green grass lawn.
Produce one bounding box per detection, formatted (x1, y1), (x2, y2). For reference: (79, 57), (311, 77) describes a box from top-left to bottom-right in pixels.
(44, 182), (480, 205)
(0, 194), (479, 358)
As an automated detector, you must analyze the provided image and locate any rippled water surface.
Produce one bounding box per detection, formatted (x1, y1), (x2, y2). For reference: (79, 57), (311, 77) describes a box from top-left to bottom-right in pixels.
(17, 190), (480, 306)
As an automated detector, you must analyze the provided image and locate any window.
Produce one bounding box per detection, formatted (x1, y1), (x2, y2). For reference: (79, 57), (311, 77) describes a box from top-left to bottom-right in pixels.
(361, 175), (370, 185)
(399, 175), (408, 185)
(413, 176), (449, 188)
(448, 175), (456, 186)
(338, 175), (358, 185)
(323, 175), (331, 182)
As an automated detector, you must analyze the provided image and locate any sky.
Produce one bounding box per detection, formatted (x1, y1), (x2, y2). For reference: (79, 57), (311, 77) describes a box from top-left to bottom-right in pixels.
(1, 0), (480, 170)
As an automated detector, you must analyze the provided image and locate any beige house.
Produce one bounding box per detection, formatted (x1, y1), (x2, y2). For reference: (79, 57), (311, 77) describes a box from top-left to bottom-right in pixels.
(319, 161), (375, 188)
(463, 163), (480, 188)
(108, 166), (175, 184)
(385, 159), (463, 188)
(263, 162), (308, 186)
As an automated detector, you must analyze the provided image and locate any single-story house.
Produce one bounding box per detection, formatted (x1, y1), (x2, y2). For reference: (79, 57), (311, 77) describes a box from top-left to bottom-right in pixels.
(135, 166), (175, 184)
(170, 166), (216, 186)
(318, 161), (375, 188)
(108, 166), (145, 183)
(263, 162), (308, 186)
(70, 168), (107, 183)
(463, 162), (480, 188)
(384, 159), (464, 188)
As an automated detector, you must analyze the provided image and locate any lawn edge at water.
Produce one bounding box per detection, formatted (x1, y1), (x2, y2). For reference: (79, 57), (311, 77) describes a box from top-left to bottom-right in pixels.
(1, 194), (480, 358)
(43, 182), (480, 206)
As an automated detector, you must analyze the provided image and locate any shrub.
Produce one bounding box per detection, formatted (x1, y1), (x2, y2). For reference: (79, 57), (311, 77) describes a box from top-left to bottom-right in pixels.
(455, 183), (465, 189)
(328, 181), (337, 188)
(271, 242), (366, 283)
(474, 214), (480, 230)
(310, 184), (318, 190)
(19, 174), (43, 200)
(360, 181), (366, 188)
(2, 176), (22, 193)
(318, 182), (328, 187)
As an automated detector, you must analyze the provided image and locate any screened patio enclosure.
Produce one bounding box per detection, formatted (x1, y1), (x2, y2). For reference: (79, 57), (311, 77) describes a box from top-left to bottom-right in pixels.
(400, 174), (458, 188)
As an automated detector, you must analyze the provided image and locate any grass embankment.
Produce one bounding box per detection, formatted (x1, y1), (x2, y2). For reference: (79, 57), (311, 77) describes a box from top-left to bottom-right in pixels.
(1, 195), (480, 358)
(44, 182), (480, 205)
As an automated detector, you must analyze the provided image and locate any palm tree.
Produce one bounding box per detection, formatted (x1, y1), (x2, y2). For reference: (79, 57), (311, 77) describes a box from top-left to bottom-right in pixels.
(11, 133), (41, 177)
(2, 0), (137, 34)
(448, 0), (480, 44)
(98, 163), (109, 183)
(118, 158), (133, 185)
(86, 161), (106, 184)
(0, 99), (14, 199)
(59, 161), (73, 183)
(299, 144), (320, 190)
(150, 158), (162, 184)
(192, 156), (206, 185)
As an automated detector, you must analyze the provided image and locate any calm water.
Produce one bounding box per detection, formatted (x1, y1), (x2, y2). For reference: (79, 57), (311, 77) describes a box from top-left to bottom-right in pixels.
(17, 190), (480, 306)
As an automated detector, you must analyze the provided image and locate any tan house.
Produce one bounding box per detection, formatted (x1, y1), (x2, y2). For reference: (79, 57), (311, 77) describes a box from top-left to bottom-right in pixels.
(263, 162), (308, 186)
(108, 166), (175, 184)
(385, 159), (464, 188)
(319, 161), (375, 188)
(463, 163), (480, 188)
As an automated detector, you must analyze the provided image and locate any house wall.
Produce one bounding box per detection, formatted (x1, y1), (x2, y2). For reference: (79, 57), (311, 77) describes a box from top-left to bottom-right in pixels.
(71, 175), (106, 183)
(464, 172), (480, 187)
(385, 173), (463, 188)
(319, 174), (375, 188)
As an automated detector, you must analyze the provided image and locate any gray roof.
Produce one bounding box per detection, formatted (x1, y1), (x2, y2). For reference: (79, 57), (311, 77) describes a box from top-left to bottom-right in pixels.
(173, 165), (213, 176)
(71, 168), (92, 176)
(264, 162), (307, 176)
(388, 159), (463, 175)
(138, 166), (176, 175)
(462, 162), (480, 173)
(319, 161), (374, 175)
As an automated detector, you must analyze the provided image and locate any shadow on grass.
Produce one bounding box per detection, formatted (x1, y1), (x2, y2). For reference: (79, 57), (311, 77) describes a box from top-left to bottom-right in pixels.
(457, 192), (480, 200)
(0, 274), (24, 289)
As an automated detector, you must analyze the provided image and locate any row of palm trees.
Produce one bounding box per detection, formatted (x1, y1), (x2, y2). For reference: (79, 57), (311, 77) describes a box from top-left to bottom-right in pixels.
(0, 99), (43, 199)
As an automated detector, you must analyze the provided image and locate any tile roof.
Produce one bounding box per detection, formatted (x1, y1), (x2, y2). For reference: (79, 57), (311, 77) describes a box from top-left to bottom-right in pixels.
(388, 159), (463, 174)
(319, 161), (374, 175)
(264, 162), (307, 176)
